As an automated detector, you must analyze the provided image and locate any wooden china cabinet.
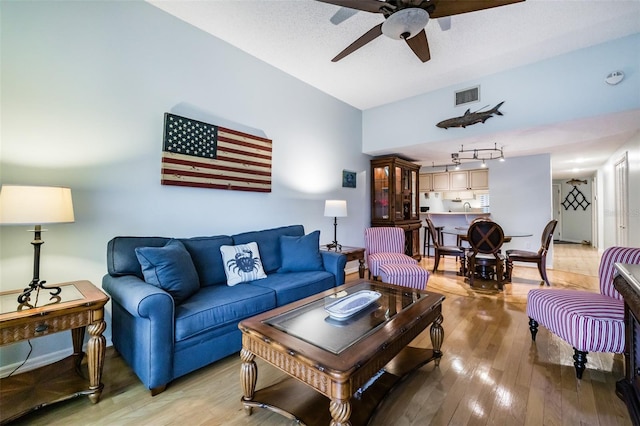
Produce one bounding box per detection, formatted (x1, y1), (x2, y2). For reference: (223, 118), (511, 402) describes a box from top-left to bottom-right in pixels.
(370, 156), (421, 260)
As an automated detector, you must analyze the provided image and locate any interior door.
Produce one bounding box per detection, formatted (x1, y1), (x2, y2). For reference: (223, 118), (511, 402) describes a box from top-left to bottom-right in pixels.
(615, 152), (629, 246)
(552, 184), (562, 241)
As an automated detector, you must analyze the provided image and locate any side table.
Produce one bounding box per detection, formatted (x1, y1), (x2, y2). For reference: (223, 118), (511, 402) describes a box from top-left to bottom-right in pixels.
(0, 280), (109, 424)
(321, 245), (365, 279)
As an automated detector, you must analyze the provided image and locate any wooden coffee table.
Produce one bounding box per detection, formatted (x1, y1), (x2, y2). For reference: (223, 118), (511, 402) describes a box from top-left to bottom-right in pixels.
(239, 279), (444, 426)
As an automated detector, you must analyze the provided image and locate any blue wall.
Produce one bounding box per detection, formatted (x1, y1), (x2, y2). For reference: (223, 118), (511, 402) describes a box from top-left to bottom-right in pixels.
(362, 34), (640, 153)
(0, 1), (369, 370)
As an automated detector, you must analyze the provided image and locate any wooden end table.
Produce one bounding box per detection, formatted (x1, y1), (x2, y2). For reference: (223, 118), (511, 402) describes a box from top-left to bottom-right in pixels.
(0, 280), (109, 424)
(239, 279), (444, 425)
(322, 245), (366, 279)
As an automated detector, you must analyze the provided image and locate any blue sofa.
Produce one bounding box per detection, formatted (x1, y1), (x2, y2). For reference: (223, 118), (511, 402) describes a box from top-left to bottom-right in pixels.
(102, 225), (346, 395)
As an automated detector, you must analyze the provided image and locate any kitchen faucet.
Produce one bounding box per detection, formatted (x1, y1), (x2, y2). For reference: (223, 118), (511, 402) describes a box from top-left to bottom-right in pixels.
(463, 202), (471, 212)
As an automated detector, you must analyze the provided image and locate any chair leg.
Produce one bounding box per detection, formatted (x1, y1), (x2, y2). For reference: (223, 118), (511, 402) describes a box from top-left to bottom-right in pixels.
(529, 318), (538, 341)
(433, 254), (440, 273)
(538, 259), (550, 286)
(506, 259), (513, 282)
(497, 260), (504, 290)
(573, 349), (588, 379)
(459, 254), (466, 276)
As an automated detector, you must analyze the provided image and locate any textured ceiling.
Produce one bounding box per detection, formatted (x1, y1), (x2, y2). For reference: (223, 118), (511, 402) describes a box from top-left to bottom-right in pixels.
(149, 0), (640, 178)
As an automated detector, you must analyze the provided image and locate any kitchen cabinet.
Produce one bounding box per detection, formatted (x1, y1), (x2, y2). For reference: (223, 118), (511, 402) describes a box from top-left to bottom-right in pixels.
(419, 172), (448, 191)
(432, 173), (449, 191)
(419, 173), (432, 191)
(449, 169), (489, 190)
(443, 190), (475, 201)
(449, 171), (469, 190)
(470, 169), (489, 189)
(371, 156), (421, 260)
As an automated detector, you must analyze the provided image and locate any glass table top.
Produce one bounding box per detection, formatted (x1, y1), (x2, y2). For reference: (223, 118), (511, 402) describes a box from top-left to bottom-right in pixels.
(0, 284), (83, 315)
(265, 281), (430, 354)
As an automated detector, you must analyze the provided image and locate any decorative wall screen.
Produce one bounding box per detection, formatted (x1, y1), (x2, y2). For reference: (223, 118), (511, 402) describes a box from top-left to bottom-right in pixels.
(562, 186), (591, 211)
(161, 113), (272, 193)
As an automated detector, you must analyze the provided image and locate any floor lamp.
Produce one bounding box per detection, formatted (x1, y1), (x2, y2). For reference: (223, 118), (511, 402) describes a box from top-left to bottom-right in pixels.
(324, 200), (347, 251)
(0, 185), (75, 304)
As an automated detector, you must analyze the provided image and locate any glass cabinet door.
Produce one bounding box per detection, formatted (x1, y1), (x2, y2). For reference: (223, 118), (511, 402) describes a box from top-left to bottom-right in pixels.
(394, 166), (403, 220)
(373, 165), (389, 220)
(411, 170), (417, 219)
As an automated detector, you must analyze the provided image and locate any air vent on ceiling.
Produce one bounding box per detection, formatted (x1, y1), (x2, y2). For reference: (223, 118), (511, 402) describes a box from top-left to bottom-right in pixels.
(455, 86), (480, 106)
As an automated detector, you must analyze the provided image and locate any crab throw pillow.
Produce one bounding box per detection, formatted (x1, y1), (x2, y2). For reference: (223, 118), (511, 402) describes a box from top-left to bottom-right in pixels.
(220, 241), (267, 286)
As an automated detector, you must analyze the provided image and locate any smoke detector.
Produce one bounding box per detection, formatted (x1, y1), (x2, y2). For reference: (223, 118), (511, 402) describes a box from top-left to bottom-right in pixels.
(605, 71), (624, 85)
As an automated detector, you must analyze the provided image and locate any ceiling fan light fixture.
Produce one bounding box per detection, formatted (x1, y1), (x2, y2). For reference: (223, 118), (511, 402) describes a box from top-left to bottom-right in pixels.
(381, 8), (429, 40)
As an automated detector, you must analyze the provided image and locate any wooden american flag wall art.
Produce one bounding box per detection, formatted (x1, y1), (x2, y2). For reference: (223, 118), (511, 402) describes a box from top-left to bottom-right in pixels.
(161, 113), (272, 192)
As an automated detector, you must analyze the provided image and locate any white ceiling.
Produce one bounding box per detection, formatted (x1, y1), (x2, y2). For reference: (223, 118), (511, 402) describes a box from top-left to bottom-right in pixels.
(149, 0), (640, 179)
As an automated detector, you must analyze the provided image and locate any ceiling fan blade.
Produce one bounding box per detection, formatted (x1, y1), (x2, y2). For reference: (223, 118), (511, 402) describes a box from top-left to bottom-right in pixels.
(437, 16), (451, 31)
(316, 0), (393, 14)
(405, 29), (430, 62)
(428, 0), (525, 19)
(330, 7), (359, 24)
(332, 23), (383, 62)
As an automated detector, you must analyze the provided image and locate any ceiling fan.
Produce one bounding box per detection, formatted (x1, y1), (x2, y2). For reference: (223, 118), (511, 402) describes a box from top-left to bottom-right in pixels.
(317, 0), (525, 63)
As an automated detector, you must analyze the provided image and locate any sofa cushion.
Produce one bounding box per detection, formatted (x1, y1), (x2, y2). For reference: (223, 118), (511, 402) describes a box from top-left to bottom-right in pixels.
(180, 236), (232, 287)
(107, 236), (170, 278)
(232, 225), (305, 273)
(220, 242), (267, 286)
(174, 284), (276, 342)
(135, 239), (200, 304)
(249, 270), (335, 306)
(279, 230), (324, 272)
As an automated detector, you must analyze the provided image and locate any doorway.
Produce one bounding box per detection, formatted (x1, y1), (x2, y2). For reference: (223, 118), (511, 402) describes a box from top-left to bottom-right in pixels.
(614, 152), (629, 246)
(552, 184), (562, 241)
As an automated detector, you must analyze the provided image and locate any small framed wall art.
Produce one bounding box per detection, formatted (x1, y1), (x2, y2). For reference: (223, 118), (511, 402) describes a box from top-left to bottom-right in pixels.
(342, 170), (356, 188)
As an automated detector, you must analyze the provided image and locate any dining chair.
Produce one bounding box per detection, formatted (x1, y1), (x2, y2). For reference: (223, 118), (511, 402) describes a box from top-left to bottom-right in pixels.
(527, 246), (640, 379)
(505, 219), (557, 286)
(425, 217), (465, 275)
(364, 227), (417, 280)
(423, 218), (443, 258)
(466, 219), (505, 289)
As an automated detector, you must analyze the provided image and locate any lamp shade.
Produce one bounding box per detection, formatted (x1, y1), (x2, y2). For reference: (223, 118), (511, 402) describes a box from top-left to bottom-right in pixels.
(324, 200), (347, 218)
(0, 185), (75, 225)
(381, 8), (429, 40)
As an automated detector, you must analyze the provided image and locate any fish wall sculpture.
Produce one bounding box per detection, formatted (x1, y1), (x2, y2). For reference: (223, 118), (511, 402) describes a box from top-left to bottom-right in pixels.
(436, 101), (505, 129)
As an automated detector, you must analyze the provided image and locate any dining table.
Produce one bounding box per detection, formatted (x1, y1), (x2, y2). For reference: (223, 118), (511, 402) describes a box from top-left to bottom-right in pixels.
(441, 226), (533, 290)
(442, 226), (533, 245)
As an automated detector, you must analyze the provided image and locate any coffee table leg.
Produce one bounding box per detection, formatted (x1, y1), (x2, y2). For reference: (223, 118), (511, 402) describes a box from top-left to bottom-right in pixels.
(430, 314), (444, 366)
(329, 399), (351, 426)
(240, 348), (257, 415)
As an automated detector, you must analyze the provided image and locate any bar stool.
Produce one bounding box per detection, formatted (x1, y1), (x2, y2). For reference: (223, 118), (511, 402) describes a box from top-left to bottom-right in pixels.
(423, 220), (443, 257)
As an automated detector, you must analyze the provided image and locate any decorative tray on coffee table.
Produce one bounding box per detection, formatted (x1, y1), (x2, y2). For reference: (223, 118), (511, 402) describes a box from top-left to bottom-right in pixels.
(324, 290), (381, 320)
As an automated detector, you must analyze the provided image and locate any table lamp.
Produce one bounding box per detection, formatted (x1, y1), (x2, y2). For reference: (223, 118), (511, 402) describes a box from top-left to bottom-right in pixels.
(0, 185), (75, 303)
(324, 200), (347, 251)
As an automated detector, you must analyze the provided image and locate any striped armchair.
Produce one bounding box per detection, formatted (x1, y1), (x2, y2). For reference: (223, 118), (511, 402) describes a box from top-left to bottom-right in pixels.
(365, 227), (417, 279)
(526, 246), (640, 379)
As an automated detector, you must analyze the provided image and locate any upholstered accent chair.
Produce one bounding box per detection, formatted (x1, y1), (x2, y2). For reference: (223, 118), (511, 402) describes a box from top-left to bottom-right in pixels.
(425, 217), (466, 275)
(364, 227), (417, 280)
(527, 246), (640, 379)
(506, 219), (558, 286)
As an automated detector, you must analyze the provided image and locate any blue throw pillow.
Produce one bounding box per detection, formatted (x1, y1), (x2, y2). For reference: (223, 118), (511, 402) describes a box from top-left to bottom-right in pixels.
(135, 239), (200, 304)
(279, 230), (324, 272)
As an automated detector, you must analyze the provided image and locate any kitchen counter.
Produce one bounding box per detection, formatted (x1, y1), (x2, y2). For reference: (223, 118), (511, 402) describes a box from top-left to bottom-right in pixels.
(419, 212), (490, 247)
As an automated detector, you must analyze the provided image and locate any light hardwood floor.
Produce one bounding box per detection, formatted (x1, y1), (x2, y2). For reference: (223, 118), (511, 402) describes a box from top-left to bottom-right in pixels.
(10, 244), (632, 425)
